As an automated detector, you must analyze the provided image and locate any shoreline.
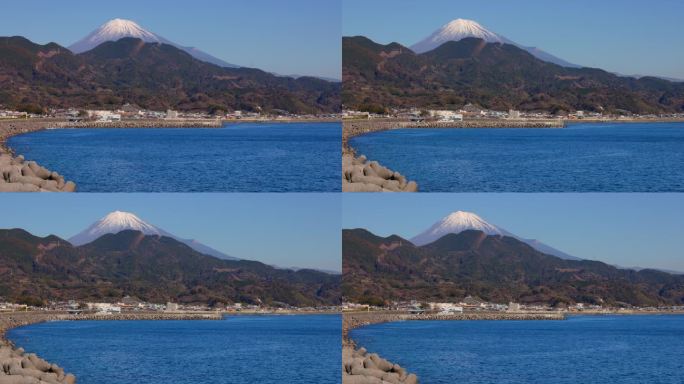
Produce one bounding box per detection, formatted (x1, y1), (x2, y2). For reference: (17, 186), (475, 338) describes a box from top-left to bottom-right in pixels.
(342, 311), (565, 384)
(0, 311), (221, 383)
(341, 117), (684, 193)
(341, 119), (563, 193)
(0, 118), (336, 193)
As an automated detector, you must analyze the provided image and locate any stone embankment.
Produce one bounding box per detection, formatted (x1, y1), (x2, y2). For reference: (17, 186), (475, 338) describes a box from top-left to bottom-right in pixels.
(342, 311), (565, 383)
(53, 120), (222, 129)
(343, 118), (564, 145)
(342, 154), (417, 192)
(0, 311), (221, 383)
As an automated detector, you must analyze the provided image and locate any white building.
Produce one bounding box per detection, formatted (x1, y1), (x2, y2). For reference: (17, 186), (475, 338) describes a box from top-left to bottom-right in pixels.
(87, 110), (121, 122)
(166, 109), (179, 119)
(165, 302), (180, 312)
(508, 109), (521, 119)
(87, 302), (121, 313)
(507, 302), (521, 312)
(429, 110), (463, 121)
(430, 302), (464, 314)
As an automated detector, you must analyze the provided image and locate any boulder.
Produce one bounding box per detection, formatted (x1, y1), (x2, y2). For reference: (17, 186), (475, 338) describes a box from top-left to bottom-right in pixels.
(404, 181), (418, 192)
(27, 162), (50, 179)
(62, 181), (76, 192)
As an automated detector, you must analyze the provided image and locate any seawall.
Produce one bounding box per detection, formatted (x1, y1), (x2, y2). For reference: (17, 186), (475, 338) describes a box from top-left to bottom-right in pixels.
(0, 311), (221, 383)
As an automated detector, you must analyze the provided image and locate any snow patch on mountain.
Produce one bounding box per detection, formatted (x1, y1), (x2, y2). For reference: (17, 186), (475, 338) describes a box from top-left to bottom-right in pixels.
(68, 18), (238, 68)
(69, 211), (236, 260)
(411, 211), (580, 260)
(410, 18), (580, 68)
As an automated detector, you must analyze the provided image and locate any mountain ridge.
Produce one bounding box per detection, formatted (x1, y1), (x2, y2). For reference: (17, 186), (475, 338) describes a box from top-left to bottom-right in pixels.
(342, 228), (684, 307)
(0, 36), (340, 113)
(0, 228), (340, 306)
(342, 35), (684, 113)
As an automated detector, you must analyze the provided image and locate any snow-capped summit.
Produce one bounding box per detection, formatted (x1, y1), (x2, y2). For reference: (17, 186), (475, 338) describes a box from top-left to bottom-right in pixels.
(68, 19), (166, 54)
(68, 18), (237, 68)
(411, 19), (504, 53)
(70, 211), (165, 242)
(69, 211), (236, 260)
(410, 211), (503, 246)
(410, 18), (579, 68)
(410, 211), (580, 260)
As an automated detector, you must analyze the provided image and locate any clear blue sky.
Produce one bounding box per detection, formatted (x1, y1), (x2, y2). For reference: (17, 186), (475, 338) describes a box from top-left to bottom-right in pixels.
(343, 0), (684, 79)
(343, 194), (684, 273)
(0, 193), (341, 272)
(0, 0), (341, 79)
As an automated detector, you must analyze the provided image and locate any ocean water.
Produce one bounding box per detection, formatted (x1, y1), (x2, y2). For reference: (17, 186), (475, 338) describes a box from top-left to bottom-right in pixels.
(7, 315), (341, 384)
(350, 315), (684, 384)
(349, 122), (684, 192)
(7, 122), (340, 192)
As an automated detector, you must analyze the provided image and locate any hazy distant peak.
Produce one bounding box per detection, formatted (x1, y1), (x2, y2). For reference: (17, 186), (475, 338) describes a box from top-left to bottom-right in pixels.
(68, 18), (238, 68)
(410, 17), (580, 68)
(69, 211), (236, 260)
(410, 210), (580, 260)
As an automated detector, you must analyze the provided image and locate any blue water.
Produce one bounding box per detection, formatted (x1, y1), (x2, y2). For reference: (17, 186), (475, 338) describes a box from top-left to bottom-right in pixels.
(350, 315), (684, 384)
(7, 122), (340, 192)
(349, 122), (684, 192)
(7, 315), (340, 384)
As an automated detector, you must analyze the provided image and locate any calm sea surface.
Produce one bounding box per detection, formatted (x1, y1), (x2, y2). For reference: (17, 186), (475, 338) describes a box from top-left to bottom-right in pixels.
(350, 315), (684, 384)
(7, 122), (340, 192)
(349, 122), (684, 192)
(7, 315), (340, 384)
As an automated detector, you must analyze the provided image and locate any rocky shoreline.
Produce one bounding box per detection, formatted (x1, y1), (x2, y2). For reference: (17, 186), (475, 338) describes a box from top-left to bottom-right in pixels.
(342, 311), (565, 383)
(0, 311), (221, 383)
(342, 154), (417, 192)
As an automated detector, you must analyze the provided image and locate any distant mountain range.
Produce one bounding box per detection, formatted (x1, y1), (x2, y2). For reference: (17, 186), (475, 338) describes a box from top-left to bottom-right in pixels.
(69, 211), (235, 260)
(410, 211), (579, 260)
(0, 35), (340, 113)
(342, 228), (684, 307)
(0, 228), (340, 306)
(342, 35), (684, 113)
(69, 18), (239, 68)
(410, 18), (579, 68)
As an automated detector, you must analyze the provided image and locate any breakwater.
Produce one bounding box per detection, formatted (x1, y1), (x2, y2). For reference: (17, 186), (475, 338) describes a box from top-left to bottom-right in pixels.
(342, 311), (565, 383)
(0, 311), (221, 383)
(342, 154), (417, 192)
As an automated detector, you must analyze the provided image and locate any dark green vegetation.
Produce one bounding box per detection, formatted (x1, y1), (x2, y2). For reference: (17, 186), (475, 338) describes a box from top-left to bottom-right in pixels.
(0, 36), (339, 114)
(342, 228), (684, 307)
(342, 36), (684, 114)
(0, 228), (340, 307)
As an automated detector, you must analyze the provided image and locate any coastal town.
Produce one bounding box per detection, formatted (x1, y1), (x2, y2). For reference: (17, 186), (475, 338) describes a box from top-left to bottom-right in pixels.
(1, 105), (340, 123)
(0, 297), (340, 316)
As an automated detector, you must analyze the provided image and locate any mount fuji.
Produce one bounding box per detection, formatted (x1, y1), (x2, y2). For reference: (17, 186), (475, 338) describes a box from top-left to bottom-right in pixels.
(410, 211), (579, 260)
(410, 18), (580, 68)
(69, 211), (236, 260)
(68, 18), (238, 68)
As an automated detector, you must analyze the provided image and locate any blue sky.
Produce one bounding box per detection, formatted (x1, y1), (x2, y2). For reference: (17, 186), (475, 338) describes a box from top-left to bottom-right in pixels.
(343, 194), (684, 272)
(343, 0), (684, 80)
(0, 0), (341, 79)
(0, 194), (341, 272)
